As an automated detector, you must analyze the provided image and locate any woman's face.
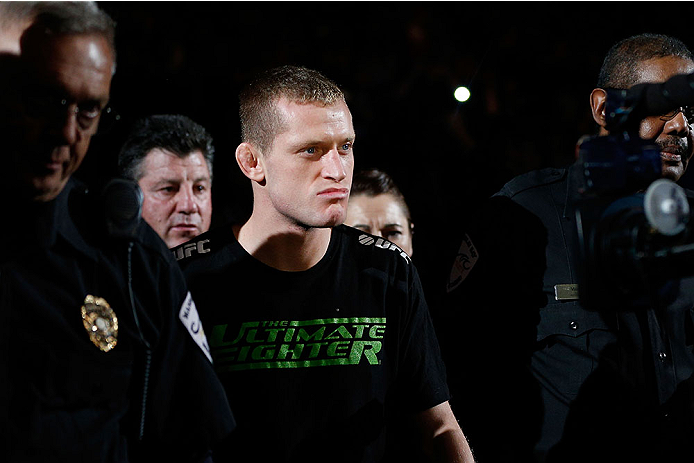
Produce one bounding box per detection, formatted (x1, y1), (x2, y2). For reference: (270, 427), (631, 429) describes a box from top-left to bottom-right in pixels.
(345, 193), (413, 256)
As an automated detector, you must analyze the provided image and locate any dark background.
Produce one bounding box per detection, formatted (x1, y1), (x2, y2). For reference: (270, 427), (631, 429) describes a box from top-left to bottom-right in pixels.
(84, 1), (694, 300)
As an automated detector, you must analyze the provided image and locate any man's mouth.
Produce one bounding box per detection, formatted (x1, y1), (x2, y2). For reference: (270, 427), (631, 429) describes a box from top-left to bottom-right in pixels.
(318, 187), (349, 199)
(31, 148), (68, 173)
(659, 141), (686, 163)
(171, 224), (198, 232)
(44, 160), (63, 171)
(661, 151), (682, 163)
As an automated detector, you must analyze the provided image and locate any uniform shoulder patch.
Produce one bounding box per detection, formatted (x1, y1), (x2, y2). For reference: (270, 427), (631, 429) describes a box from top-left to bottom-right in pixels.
(447, 233), (479, 292)
(179, 292), (213, 363)
(357, 233), (412, 264)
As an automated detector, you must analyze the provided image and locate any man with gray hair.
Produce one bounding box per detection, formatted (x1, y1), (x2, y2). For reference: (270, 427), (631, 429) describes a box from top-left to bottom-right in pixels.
(118, 114), (215, 248)
(1, 3), (234, 461)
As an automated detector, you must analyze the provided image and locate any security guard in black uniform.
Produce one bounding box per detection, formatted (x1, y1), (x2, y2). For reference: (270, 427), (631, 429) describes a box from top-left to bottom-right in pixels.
(443, 33), (694, 463)
(0, 3), (234, 462)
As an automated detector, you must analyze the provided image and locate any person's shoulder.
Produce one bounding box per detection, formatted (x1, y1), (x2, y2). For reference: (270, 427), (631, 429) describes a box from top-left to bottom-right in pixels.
(335, 224), (413, 268)
(171, 225), (231, 263)
(495, 167), (568, 199)
(67, 180), (171, 263)
(172, 223), (245, 275)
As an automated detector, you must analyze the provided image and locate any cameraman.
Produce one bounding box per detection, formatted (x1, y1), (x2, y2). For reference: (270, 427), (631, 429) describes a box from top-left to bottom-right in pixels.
(443, 33), (694, 462)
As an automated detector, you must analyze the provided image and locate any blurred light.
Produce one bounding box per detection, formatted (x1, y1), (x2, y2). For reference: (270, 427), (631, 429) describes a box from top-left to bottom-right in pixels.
(454, 86), (471, 103)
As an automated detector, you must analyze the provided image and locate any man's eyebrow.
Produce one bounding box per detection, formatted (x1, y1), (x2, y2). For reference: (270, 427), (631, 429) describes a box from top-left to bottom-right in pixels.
(339, 136), (356, 146)
(79, 96), (103, 105)
(288, 136), (356, 149)
(152, 178), (182, 186)
(290, 139), (322, 148)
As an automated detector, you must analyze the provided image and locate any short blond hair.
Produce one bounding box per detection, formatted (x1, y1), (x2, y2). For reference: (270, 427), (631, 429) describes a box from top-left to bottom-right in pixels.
(239, 65), (345, 153)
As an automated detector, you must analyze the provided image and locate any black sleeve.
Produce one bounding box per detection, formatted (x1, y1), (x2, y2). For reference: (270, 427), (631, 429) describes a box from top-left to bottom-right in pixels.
(392, 262), (451, 413)
(439, 193), (548, 462)
(128, 233), (235, 462)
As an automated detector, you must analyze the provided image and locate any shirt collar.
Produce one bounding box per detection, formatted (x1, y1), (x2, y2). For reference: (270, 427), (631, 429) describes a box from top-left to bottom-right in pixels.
(54, 178), (100, 262)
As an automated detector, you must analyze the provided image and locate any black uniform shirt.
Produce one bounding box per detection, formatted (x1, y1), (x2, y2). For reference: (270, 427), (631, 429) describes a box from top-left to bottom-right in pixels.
(445, 163), (694, 462)
(1, 179), (235, 462)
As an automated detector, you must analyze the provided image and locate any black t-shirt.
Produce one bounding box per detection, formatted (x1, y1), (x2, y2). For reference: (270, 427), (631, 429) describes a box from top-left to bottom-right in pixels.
(1, 180), (235, 462)
(178, 224), (449, 462)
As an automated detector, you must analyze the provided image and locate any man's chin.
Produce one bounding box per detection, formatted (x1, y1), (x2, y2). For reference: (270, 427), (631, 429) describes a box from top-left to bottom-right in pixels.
(317, 216), (346, 229)
(166, 231), (199, 249)
(323, 207), (347, 227)
(662, 163), (685, 182)
(27, 174), (68, 202)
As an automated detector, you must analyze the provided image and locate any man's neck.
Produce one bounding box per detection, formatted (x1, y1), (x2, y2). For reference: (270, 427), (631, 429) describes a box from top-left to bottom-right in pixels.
(234, 213), (333, 272)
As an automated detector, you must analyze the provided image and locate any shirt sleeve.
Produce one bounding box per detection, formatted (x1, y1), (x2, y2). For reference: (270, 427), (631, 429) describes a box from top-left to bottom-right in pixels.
(391, 261), (451, 414)
(129, 234), (235, 461)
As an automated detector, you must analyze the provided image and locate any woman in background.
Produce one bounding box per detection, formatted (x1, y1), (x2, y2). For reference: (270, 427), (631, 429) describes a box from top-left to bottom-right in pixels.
(345, 168), (414, 256)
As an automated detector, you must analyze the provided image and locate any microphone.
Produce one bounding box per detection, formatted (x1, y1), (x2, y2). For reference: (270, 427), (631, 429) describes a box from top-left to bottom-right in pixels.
(102, 178), (144, 240)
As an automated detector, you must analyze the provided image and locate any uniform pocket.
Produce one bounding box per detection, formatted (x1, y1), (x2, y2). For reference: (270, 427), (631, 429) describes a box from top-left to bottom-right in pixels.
(533, 301), (615, 401)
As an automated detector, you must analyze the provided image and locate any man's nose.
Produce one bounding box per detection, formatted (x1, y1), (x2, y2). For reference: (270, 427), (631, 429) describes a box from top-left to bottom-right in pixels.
(322, 149), (347, 181)
(175, 187), (199, 214)
(664, 110), (690, 136)
(55, 107), (80, 145)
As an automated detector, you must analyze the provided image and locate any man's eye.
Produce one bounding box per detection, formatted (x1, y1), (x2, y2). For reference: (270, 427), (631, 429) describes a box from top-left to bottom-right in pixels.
(79, 104), (101, 119)
(385, 230), (402, 239)
(305, 147), (316, 154)
(76, 104), (101, 129)
(341, 143), (353, 151)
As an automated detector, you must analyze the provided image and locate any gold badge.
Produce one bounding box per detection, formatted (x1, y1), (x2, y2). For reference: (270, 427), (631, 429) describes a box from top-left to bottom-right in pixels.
(81, 295), (118, 352)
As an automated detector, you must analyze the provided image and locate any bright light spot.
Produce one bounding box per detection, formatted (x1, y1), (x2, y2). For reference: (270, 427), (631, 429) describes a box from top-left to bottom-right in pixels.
(454, 86), (471, 102)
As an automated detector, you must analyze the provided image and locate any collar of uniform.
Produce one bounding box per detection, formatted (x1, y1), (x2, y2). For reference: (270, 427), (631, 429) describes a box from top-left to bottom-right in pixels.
(563, 162), (585, 219)
(54, 178), (100, 262)
(15, 184), (66, 249)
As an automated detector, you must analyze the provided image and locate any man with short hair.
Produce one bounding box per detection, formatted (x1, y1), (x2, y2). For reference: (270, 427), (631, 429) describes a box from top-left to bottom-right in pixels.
(118, 114), (214, 248)
(1, 4), (234, 461)
(444, 33), (694, 462)
(175, 65), (475, 462)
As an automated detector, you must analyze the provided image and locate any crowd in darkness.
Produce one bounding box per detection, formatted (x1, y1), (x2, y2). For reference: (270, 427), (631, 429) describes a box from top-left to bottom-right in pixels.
(85, 2), (694, 298)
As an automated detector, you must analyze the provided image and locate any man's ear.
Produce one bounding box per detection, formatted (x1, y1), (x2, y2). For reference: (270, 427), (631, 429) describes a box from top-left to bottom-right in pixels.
(590, 88), (608, 130)
(235, 142), (265, 183)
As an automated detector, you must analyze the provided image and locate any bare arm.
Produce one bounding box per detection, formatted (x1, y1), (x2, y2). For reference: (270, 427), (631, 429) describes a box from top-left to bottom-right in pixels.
(415, 401), (475, 463)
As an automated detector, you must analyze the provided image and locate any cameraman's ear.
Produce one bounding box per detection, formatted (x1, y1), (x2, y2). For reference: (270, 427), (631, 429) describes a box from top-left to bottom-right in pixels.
(590, 88), (608, 131)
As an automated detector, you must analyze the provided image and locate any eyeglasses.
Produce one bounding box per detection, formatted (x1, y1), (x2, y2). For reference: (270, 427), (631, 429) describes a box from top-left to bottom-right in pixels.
(659, 106), (694, 122)
(21, 88), (121, 134)
(98, 105), (121, 134)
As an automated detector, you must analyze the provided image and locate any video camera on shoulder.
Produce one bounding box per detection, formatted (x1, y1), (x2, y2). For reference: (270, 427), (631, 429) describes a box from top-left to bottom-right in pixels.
(575, 74), (694, 309)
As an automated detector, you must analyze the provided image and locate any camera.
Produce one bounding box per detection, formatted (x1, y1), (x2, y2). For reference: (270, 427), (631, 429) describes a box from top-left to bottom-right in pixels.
(575, 79), (694, 310)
